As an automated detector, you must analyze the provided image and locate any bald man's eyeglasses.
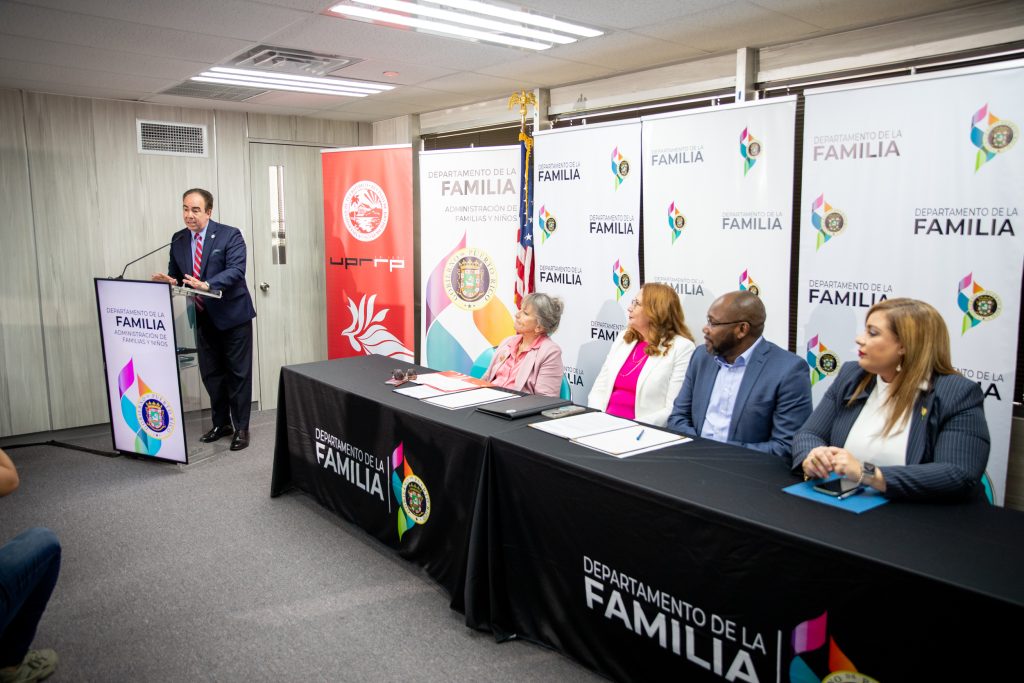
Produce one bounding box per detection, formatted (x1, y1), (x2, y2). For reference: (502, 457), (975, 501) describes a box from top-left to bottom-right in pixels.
(706, 317), (747, 327)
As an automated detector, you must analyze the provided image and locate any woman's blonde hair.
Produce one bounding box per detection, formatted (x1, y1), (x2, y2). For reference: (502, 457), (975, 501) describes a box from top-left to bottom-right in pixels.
(850, 297), (958, 435)
(623, 282), (694, 356)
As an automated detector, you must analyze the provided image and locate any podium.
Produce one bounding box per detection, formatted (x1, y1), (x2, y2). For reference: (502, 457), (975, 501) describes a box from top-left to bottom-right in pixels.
(94, 278), (222, 464)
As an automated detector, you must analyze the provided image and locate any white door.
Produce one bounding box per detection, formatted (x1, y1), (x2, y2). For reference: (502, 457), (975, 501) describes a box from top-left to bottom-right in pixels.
(249, 142), (327, 408)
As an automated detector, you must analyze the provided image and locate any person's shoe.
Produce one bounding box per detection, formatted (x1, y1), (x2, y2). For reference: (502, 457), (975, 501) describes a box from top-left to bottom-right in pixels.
(199, 425), (234, 443)
(0, 649), (58, 683)
(230, 429), (250, 451)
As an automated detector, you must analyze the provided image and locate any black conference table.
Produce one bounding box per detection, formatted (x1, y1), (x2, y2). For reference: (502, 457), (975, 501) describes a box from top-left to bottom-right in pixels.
(272, 355), (1024, 682)
(270, 353), (537, 609)
(465, 425), (1024, 682)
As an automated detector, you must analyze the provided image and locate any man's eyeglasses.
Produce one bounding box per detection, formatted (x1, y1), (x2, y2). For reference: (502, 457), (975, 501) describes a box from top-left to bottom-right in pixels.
(705, 317), (747, 327)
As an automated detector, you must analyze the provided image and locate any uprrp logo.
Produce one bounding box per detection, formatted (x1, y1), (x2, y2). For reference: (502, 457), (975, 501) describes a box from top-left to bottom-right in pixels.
(667, 201), (686, 244)
(538, 205), (558, 243)
(443, 247), (497, 311)
(611, 147), (630, 189)
(341, 294), (413, 362)
(971, 103), (1018, 172)
(806, 335), (840, 386)
(612, 260), (631, 301)
(740, 127), (762, 175)
(958, 272), (1002, 334)
(391, 442), (430, 541)
(790, 612), (877, 683)
(812, 194), (847, 251)
(342, 180), (389, 241)
(738, 269), (760, 297)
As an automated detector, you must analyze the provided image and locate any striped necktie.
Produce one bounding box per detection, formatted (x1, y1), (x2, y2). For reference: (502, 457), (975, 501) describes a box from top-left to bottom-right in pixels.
(194, 234), (204, 310)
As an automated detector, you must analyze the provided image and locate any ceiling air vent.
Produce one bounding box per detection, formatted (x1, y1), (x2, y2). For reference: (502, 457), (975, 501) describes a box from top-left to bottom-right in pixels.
(137, 120), (208, 158)
(161, 80), (265, 102)
(230, 46), (361, 76)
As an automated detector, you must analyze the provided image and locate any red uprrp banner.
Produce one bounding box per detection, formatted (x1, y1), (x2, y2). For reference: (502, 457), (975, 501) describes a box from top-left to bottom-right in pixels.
(323, 145), (414, 361)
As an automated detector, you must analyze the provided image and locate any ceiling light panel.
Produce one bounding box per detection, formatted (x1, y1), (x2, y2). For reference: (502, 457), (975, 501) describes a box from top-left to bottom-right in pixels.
(328, 1), (602, 50)
(190, 66), (395, 98)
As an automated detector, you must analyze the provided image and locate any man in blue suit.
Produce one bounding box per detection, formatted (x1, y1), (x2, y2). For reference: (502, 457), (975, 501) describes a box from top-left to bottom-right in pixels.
(153, 189), (256, 451)
(668, 290), (811, 460)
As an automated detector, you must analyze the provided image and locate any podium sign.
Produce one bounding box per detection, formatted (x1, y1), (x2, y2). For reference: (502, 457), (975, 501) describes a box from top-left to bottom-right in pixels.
(95, 278), (188, 463)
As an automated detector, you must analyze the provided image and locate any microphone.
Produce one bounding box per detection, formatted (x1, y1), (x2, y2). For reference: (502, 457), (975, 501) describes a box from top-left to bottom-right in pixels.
(116, 232), (186, 280)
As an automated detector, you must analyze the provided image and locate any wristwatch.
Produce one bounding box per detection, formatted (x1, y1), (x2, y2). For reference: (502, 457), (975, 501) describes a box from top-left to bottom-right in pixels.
(859, 462), (877, 486)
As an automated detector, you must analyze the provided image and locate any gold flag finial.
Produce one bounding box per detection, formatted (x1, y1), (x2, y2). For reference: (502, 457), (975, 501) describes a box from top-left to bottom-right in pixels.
(508, 89), (537, 133)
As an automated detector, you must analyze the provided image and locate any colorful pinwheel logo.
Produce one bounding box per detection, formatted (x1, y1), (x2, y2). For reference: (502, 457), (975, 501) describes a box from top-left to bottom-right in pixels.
(117, 358), (174, 456)
(806, 335), (839, 386)
(611, 146), (630, 189)
(958, 272), (1002, 335)
(971, 103), (1018, 172)
(612, 260), (631, 301)
(740, 127), (762, 175)
(391, 442), (430, 541)
(790, 612), (875, 683)
(739, 269), (760, 297)
(667, 202), (686, 244)
(811, 194), (847, 251)
(538, 205), (558, 243)
(424, 232), (515, 376)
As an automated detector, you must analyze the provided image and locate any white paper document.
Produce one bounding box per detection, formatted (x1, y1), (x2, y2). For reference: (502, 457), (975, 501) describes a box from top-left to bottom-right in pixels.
(393, 384), (448, 400)
(422, 387), (515, 410)
(529, 411), (636, 440)
(415, 372), (479, 392)
(572, 425), (688, 457)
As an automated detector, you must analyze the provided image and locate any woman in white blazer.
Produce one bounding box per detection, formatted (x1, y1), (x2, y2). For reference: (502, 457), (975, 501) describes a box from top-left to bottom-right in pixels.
(588, 283), (696, 427)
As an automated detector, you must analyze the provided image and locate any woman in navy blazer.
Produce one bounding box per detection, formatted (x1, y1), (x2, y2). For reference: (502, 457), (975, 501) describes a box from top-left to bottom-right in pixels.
(793, 298), (989, 501)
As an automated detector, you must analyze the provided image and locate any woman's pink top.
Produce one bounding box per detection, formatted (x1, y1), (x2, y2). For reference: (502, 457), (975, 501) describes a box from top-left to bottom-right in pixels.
(492, 335), (543, 388)
(605, 341), (649, 420)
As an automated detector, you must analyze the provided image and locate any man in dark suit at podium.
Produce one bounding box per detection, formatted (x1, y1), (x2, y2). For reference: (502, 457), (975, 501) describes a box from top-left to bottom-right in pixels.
(152, 189), (256, 451)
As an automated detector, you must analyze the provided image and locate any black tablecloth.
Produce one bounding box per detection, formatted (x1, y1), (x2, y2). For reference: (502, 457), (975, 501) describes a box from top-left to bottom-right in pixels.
(467, 426), (1024, 682)
(270, 354), (532, 609)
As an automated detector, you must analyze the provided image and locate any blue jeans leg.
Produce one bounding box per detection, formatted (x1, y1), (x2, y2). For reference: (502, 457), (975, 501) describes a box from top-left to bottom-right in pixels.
(0, 528), (61, 667)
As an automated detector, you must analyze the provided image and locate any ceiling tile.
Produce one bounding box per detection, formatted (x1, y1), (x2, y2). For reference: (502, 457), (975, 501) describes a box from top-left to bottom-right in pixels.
(545, 31), (709, 70)
(16, 0), (309, 41)
(517, 0), (726, 30)
(327, 59), (456, 86)
(476, 54), (616, 86)
(0, 35), (209, 82)
(0, 2), (253, 63)
(632, 0), (822, 51)
(751, 0), (972, 31)
(0, 59), (178, 94)
(416, 72), (525, 96)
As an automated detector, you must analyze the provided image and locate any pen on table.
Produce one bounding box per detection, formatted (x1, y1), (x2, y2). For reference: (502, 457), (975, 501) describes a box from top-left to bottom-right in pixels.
(636, 429), (645, 441)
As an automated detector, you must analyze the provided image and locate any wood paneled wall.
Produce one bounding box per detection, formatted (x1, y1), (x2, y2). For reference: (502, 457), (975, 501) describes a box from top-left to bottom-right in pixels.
(0, 88), (362, 436)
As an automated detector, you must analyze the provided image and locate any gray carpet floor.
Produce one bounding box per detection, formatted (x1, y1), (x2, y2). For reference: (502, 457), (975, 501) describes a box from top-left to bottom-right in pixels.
(0, 410), (604, 682)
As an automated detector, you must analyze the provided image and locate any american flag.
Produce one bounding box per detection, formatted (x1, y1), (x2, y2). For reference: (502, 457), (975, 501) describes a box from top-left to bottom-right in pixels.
(514, 130), (535, 308)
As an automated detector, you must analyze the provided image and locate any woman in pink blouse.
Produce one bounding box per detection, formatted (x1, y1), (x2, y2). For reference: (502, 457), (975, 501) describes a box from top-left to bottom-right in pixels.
(483, 293), (565, 397)
(588, 283), (696, 426)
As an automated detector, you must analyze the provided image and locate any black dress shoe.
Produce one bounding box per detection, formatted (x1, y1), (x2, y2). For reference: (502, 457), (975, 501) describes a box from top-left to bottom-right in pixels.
(199, 425), (234, 443)
(230, 429), (250, 451)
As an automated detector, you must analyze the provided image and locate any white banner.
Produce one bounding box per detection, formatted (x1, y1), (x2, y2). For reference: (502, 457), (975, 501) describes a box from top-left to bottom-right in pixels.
(533, 121), (642, 402)
(96, 279), (188, 463)
(642, 98), (796, 344)
(419, 146), (520, 374)
(797, 62), (1024, 503)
